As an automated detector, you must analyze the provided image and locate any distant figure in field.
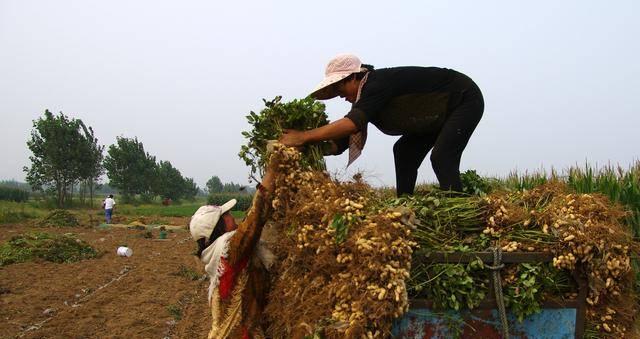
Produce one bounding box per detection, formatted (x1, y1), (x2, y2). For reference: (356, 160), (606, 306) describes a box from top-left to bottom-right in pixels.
(104, 194), (116, 224)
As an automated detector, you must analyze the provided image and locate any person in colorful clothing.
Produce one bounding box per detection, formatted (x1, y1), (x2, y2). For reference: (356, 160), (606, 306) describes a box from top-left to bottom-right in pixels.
(280, 53), (484, 196)
(189, 161), (278, 338)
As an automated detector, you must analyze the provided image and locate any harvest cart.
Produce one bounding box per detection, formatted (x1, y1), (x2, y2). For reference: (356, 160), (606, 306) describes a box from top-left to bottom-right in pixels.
(392, 251), (587, 339)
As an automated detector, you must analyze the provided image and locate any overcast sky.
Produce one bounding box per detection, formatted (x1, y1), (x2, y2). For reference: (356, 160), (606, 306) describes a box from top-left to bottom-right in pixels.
(1, 0), (638, 189)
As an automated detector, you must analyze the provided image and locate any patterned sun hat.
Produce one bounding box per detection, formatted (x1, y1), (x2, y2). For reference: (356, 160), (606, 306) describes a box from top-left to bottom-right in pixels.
(310, 53), (363, 100)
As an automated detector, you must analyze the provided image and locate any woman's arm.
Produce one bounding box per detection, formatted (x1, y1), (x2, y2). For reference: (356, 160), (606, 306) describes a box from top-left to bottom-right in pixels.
(280, 118), (358, 147)
(225, 160), (278, 267)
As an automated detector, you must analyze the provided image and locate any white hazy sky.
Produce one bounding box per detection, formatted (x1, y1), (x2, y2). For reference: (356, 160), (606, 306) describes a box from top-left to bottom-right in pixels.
(1, 0), (638, 189)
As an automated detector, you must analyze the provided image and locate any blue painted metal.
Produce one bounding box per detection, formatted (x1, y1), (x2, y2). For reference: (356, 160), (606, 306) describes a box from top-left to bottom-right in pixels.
(391, 308), (576, 339)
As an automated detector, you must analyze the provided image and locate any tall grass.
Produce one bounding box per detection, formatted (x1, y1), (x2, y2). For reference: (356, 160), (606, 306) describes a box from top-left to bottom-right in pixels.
(0, 201), (46, 224)
(501, 161), (640, 239)
(566, 162), (640, 239)
(503, 170), (550, 191)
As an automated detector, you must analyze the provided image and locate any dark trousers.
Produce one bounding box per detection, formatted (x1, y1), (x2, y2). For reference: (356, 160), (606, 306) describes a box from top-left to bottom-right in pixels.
(105, 208), (113, 224)
(393, 81), (484, 196)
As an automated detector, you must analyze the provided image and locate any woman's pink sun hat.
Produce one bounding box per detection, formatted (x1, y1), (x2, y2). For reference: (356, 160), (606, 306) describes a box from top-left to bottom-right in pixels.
(310, 53), (363, 100)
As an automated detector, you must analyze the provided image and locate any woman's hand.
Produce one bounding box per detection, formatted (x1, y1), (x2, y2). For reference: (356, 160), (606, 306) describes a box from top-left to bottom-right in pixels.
(279, 129), (308, 147)
(280, 118), (358, 147)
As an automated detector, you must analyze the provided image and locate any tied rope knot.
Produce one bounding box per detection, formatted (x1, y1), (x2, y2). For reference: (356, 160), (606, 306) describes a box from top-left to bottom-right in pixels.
(486, 247), (510, 339)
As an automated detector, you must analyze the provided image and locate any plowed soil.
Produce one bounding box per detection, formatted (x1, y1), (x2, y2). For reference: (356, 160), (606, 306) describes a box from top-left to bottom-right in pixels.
(0, 222), (212, 339)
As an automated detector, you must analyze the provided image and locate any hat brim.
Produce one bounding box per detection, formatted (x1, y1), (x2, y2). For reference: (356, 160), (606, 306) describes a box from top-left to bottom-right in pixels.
(220, 199), (237, 214)
(309, 73), (352, 100)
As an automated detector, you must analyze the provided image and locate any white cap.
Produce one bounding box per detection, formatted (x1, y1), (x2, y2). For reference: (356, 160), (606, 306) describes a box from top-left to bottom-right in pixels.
(310, 53), (363, 100)
(189, 199), (237, 241)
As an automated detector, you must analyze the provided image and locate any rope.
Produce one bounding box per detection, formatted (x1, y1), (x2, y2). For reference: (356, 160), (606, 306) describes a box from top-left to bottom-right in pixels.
(486, 247), (509, 339)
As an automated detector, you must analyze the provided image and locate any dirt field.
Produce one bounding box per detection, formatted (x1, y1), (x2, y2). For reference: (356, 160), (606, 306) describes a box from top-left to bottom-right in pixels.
(0, 221), (213, 339)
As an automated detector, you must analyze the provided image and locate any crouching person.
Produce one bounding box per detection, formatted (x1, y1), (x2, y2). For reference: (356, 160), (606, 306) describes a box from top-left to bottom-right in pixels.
(189, 164), (277, 339)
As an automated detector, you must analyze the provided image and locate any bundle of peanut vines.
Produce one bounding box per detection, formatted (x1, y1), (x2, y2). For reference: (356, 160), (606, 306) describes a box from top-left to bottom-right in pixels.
(238, 96), (330, 180)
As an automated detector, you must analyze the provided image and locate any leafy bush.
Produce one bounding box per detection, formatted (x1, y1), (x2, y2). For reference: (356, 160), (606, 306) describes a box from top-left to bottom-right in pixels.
(207, 193), (253, 211)
(0, 232), (98, 266)
(0, 187), (30, 202)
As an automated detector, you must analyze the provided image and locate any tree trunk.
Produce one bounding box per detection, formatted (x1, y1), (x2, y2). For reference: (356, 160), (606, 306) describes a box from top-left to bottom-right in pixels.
(79, 181), (85, 205)
(58, 184), (64, 208)
(89, 179), (94, 208)
(69, 183), (74, 207)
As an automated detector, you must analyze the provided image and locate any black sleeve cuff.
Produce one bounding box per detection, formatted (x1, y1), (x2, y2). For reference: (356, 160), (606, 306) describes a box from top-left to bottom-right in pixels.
(333, 136), (350, 155)
(344, 108), (368, 133)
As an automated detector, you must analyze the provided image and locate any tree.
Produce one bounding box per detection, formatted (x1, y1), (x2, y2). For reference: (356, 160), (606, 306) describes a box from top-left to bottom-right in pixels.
(222, 181), (243, 193)
(104, 137), (157, 201)
(183, 177), (199, 201)
(23, 110), (102, 208)
(152, 160), (185, 200)
(77, 124), (104, 207)
(206, 176), (223, 193)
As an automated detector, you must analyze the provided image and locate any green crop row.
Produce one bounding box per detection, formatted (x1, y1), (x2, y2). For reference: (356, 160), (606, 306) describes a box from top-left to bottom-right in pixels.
(0, 187), (30, 202)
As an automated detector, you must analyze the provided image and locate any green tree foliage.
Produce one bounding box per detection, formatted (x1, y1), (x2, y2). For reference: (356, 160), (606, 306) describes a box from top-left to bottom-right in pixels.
(182, 177), (199, 201)
(23, 110), (103, 208)
(207, 193), (253, 211)
(206, 175), (246, 196)
(0, 180), (31, 191)
(104, 137), (157, 200)
(206, 176), (224, 193)
(153, 160), (186, 200)
(222, 182), (244, 192)
(0, 187), (30, 202)
(77, 124), (104, 207)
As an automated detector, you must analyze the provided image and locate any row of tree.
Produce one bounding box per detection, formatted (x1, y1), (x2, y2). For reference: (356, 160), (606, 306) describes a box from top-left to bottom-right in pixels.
(23, 110), (200, 207)
(205, 176), (247, 193)
(104, 137), (199, 203)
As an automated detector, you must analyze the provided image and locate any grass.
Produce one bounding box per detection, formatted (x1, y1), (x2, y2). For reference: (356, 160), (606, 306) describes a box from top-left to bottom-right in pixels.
(166, 304), (182, 320)
(0, 199), (247, 227)
(566, 162), (640, 238)
(115, 203), (205, 218)
(502, 169), (553, 191)
(0, 201), (47, 224)
(498, 161), (640, 239)
(110, 203), (246, 220)
(173, 264), (201, 281)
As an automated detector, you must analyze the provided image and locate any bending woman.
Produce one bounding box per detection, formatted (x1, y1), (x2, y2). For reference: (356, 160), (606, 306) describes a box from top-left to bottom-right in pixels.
(280, 53), (484, 196)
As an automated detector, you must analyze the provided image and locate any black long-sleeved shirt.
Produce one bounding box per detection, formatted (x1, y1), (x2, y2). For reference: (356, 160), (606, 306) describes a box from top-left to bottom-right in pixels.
(334, 66), (475, 154)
